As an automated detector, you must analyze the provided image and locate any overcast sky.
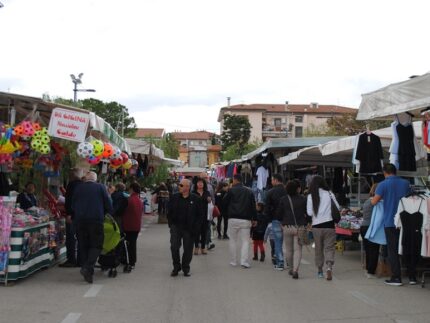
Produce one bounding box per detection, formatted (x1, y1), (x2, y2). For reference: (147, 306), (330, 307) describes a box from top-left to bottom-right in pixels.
(1, 0), (429, 134)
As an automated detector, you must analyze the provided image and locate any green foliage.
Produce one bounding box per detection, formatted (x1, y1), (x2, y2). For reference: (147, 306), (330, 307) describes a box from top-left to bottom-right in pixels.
(221, 140), (261, 161)
(137, 163), (170, 188)
(158, 133), (179, 159)
(81, 98), (137, 137)
(220, 114), (252, 152)
(326, 114), (392, 136)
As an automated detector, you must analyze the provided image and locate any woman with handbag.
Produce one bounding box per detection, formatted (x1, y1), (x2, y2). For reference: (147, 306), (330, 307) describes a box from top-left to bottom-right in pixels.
(307, 175), (340, 281)
(277, 180), (309, 279)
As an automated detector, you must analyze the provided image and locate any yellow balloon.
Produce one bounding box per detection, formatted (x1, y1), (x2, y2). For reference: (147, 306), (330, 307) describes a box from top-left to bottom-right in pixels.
(122, 159), (132, 169)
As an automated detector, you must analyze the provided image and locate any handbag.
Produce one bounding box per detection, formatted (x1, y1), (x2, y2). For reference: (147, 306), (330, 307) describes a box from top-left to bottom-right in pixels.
(287, 195), (310, 246)
(329, 192), (341, 223)
(212, 205), (221, 218)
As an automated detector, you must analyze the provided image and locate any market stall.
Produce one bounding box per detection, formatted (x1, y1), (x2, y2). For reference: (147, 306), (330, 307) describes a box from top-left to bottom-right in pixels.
(357, 73), (430, 286)
(0, 92), (133, 284)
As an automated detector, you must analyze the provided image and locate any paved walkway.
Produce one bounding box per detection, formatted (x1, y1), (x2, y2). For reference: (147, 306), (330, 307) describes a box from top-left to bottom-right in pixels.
(1, 216), (430, 323)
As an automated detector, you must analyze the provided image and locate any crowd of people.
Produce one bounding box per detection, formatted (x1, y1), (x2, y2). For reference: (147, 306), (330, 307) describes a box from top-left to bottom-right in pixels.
(56, 162), (412, 287)
(166, 163), (414, 287)
(59, 169), (144, 284)
(166, 170), (342, 281)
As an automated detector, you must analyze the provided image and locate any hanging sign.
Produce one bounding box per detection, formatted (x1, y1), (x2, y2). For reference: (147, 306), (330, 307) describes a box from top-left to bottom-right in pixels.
(48, 108), (90, 143)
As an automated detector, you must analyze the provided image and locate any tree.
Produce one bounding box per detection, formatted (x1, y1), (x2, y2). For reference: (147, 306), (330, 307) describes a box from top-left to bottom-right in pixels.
(158, 133), (179, 159)
(43, 95), (137, 137)
(221, 140), (261, 161)
(81, 98), (137, 137)
(326, 114), (391, 136)
(220, 114), (251, 154)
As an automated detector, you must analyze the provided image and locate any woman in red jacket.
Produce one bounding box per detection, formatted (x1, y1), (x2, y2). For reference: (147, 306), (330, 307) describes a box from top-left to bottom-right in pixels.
(122, 182), (144, 273)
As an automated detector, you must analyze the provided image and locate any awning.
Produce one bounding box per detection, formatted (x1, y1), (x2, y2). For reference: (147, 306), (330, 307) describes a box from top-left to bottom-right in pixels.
(125, 138), (164, 159)
(0, 91), (131, 153)
(162, 157), (184, 167)
(241, 137), (344, 161)
(175, 167), (206, 176)
(357, 73), (430, 120)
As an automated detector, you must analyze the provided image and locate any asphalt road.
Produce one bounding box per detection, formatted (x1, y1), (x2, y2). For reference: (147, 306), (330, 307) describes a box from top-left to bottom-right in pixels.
(1, 215), (430, 323)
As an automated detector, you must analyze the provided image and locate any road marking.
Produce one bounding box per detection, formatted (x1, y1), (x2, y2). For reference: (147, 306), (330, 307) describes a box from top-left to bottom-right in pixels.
(61, 312), (81, 323)
(84, 284), (103, 298)
(349, 291), (377, 306)
(300, 259), (310, 265)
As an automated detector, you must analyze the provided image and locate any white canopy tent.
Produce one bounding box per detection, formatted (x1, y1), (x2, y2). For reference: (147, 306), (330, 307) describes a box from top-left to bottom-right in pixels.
(357, 73), (430, 120)
(125, 138), (164, 160)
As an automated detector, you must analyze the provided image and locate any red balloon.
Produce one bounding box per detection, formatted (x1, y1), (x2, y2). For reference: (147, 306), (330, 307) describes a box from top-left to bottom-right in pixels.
(120, 152), (129, 164)
(110, 157), (123, 167)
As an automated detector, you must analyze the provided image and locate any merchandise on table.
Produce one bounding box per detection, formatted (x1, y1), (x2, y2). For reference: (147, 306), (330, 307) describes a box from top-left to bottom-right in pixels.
(11, 207), (50, 228)
(338, 208), (363, 230)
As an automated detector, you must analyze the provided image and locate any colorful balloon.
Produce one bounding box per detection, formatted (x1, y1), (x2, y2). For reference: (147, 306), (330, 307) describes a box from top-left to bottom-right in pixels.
(102, 143), (113, 158)
(87, 155), (101, 165)
(14, 125), (24, 136)
(122, 159), (132, 169)
(91, 139), (104, 156)
(110, 157), (123, 167)
(77, 142), (94, 158)
(39, 144), (51, 155)
(120, 152), (129, 164)
(110, 147), (121, 160)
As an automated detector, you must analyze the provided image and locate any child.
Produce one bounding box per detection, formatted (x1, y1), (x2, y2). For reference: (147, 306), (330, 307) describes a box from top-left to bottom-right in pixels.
(264, 222), (276, 265)
(252, 202), (268, 262)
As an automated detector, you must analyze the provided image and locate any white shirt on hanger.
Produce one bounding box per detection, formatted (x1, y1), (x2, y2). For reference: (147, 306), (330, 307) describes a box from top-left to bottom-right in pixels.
(256, 166), (269, 190)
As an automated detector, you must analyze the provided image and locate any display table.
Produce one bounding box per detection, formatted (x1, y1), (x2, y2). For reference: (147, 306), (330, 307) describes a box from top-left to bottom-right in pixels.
(0, 221), (66, 285)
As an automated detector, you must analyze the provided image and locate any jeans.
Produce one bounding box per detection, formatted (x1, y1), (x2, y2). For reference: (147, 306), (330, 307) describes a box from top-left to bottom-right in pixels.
(77, 222), (104, 275)
(217, 213), (228, 237)
(170, 225), (194, 273)
(195, 220), (208, 249)
(360, 226), (380, 275)
(124, 231), (139, 266)
(272, 220), (284, 267)
(385, 227), (401, 280)
(228, 218), (252, 266)
(65, 221), (80, 265)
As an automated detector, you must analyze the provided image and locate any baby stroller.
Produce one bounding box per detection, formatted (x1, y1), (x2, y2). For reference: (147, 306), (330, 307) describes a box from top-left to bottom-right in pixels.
(98, 214), (129, 278)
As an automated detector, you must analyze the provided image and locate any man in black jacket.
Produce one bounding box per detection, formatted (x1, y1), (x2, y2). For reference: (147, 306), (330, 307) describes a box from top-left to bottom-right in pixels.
(265, 173), (287, 270)
(167, 179), (202, 277)
(223, 174), (257, 268)
(59, 168), (83, 268)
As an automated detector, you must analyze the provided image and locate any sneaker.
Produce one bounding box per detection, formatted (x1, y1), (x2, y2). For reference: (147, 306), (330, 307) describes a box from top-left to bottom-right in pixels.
(208, 243), (215, 250)
(317, 272), (324, 279)
(326, 269), (333, 281)
(229, 262), (237, 267)
(384, 278), (403, 286)
(223, 235), (229, 240)
(366, 273), (377, 279)
(183, 272), (191, 277)
(80, 268), (93, 284)
(241, 263), (251, 269)
(170, 270), (179, 277)
(274, 265), (284, 271)
(292, 272), (299, 279)
(409, 276), (417, 285)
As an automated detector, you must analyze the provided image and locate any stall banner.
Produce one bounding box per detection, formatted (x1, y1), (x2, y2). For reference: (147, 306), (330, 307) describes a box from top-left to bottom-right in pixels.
(48, 108), (90, 143)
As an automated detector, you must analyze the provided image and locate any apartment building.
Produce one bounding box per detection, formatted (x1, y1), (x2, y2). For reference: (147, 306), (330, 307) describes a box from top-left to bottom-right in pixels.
(218, 103), (357, 142)
(135, 128), (165, 143)
(171, 130), (221, 167)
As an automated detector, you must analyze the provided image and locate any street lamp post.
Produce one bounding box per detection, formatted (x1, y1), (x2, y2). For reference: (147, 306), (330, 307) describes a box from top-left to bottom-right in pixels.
(70, 73), (96, 103)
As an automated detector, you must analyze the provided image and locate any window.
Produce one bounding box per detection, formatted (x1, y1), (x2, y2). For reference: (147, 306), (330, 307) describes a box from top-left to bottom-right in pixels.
(295, 126), (303, 138)
(295, 115), (303, 123)
(274, 118), (281, 127)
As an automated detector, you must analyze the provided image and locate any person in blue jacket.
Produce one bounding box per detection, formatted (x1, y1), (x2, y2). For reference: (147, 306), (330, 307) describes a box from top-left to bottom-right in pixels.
(371, 163), (410, 286)
(72, 171), (113, 284)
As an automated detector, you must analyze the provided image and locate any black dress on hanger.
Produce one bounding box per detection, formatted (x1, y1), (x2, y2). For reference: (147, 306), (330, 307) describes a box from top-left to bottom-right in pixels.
(396, 123), (416, 171)
(355, 133), (384, 173)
